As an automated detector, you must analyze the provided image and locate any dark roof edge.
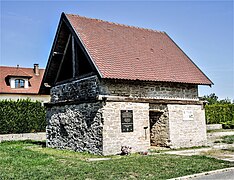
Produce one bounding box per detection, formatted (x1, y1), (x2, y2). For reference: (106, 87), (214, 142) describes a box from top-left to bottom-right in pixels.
(102, 77), (212, 86)
(163, 32), (213, 86)
(39, 13), (64, 94)
(6, 75), (32, 78)
(0, 92), (41, 95)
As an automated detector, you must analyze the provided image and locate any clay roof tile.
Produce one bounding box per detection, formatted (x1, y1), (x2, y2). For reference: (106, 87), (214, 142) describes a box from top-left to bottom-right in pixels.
(65, 14), (213, 85)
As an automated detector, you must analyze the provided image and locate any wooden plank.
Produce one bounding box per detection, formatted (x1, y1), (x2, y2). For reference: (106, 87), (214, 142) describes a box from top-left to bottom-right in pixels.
(44, 98), (97, 107)
(71, 35), (79, 78)
(72, 35), (76, 78)
(97, 95), (203, 105)
(54, 34), (71, 83)
(75, 40), (79, 77)
(62, 15), (102, 78)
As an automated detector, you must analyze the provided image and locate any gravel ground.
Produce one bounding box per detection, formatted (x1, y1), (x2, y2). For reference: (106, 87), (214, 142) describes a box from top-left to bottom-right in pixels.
(163, 129), (234, 162)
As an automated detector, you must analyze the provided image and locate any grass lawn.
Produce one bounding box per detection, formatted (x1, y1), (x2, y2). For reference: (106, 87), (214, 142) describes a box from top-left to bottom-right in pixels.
(207, 129), (234, 133)
(0, 141), (233, 180)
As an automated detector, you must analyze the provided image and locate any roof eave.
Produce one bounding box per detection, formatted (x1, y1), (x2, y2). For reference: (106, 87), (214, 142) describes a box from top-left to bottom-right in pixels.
(39, 14), (65, 94)
(0, 92), (40, 95)
(102, 77), (213, 86)
(6, 75), (33, 79)
(164, 32), (214, 86)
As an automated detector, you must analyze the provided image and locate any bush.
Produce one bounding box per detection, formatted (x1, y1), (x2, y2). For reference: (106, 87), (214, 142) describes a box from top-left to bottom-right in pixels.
(205, 104), (234, 129)
(0, 99), (46, 134)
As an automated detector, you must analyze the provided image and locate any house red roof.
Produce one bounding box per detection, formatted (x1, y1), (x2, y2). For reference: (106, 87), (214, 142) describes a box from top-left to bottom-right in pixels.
(65, 14), (212, 85)
(0, 66), (44, 94)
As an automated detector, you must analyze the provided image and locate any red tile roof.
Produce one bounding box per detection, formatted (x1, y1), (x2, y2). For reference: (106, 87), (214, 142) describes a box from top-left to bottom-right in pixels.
(0, 66), (44, 94)
(65, 14), (213, 85)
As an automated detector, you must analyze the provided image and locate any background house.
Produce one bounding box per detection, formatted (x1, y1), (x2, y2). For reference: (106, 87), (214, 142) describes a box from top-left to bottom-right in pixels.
(0, 64), (50, 102)
(41, 13), (213, 155)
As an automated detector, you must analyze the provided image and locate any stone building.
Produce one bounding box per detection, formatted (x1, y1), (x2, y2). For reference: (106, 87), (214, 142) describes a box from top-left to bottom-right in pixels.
(40, 13), (213, 155)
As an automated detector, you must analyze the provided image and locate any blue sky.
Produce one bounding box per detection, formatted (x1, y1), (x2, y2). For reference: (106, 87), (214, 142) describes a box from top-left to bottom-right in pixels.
(0, 0), (233, 100)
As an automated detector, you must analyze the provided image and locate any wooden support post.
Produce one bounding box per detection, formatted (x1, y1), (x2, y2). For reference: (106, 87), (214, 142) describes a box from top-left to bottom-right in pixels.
(55, 34), (71, 83)
(71, 35), (78, 78)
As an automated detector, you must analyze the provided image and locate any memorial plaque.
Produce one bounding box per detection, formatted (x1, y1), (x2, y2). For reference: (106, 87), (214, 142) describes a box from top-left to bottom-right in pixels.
(121, 110), (133, 132)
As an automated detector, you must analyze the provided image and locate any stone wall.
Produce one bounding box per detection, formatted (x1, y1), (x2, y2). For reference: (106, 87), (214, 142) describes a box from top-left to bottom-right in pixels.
(50, 76), (99, 103)
(100, 79), (198, 99)
(0, 132), (46, 142)
(102, 102), (150, 155)
(168, 104), (207, 148)
(46, 75), (205, 155)
(50, 76), (198, 103)
(46, 102), (104, 154)
(149, 104), (170, 147)
(206, 124), (222, 130)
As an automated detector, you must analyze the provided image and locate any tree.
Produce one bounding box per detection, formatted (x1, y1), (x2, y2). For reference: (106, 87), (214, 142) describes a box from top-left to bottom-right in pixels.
(201, 93), (218, 105)
(201, 93), (233, 105)
(219, 98), (232, 104)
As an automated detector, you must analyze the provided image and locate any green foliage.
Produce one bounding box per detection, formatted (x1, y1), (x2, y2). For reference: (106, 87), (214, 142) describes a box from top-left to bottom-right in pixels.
(0, 99), (46, 134)
(201, 93), (233, 105)
(219, 98), (232, 105)
(201, 93), (219, 105)
(0, 141), (233, 180)
(205, 104), (234, 129)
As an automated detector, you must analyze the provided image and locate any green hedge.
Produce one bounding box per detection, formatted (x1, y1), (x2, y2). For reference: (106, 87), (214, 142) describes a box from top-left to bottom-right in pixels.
(205, 104), (234, 129)
(0, 99), (46, 134)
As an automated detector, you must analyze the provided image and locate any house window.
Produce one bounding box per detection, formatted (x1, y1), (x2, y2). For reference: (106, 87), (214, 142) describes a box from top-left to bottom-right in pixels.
(15, 79), (25, 88)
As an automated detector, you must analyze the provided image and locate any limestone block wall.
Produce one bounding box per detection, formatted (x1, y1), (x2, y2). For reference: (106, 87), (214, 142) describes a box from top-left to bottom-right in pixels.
(46, 102), (104, 154)
(100, 79), (198, 99)
(168, 104), (207, 148)
(102, 102), (150, 155)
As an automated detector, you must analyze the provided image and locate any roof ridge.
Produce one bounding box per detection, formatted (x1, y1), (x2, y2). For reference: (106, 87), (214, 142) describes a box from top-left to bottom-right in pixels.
(65, 13), (165, 34)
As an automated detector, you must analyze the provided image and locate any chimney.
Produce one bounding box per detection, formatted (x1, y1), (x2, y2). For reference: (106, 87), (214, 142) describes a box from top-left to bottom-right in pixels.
(34, 64), (39, 75)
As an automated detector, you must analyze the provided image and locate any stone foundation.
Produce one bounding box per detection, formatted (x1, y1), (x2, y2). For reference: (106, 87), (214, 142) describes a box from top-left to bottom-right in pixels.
(46, 101), (150, 155)
(46, 76), (207, 155)
(46, 102), (104, 154)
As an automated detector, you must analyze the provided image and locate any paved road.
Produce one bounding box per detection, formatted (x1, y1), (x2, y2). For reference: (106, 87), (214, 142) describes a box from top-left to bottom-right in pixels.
(191, 169), (234, 180)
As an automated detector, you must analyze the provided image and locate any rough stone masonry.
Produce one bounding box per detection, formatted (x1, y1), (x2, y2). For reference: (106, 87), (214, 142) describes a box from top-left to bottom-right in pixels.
(46, 75), (207, 155)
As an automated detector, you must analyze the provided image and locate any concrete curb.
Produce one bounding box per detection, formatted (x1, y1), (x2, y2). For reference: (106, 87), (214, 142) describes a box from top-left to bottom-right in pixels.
(0, 132), (46, 142)
(168, 167), (234, 180)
